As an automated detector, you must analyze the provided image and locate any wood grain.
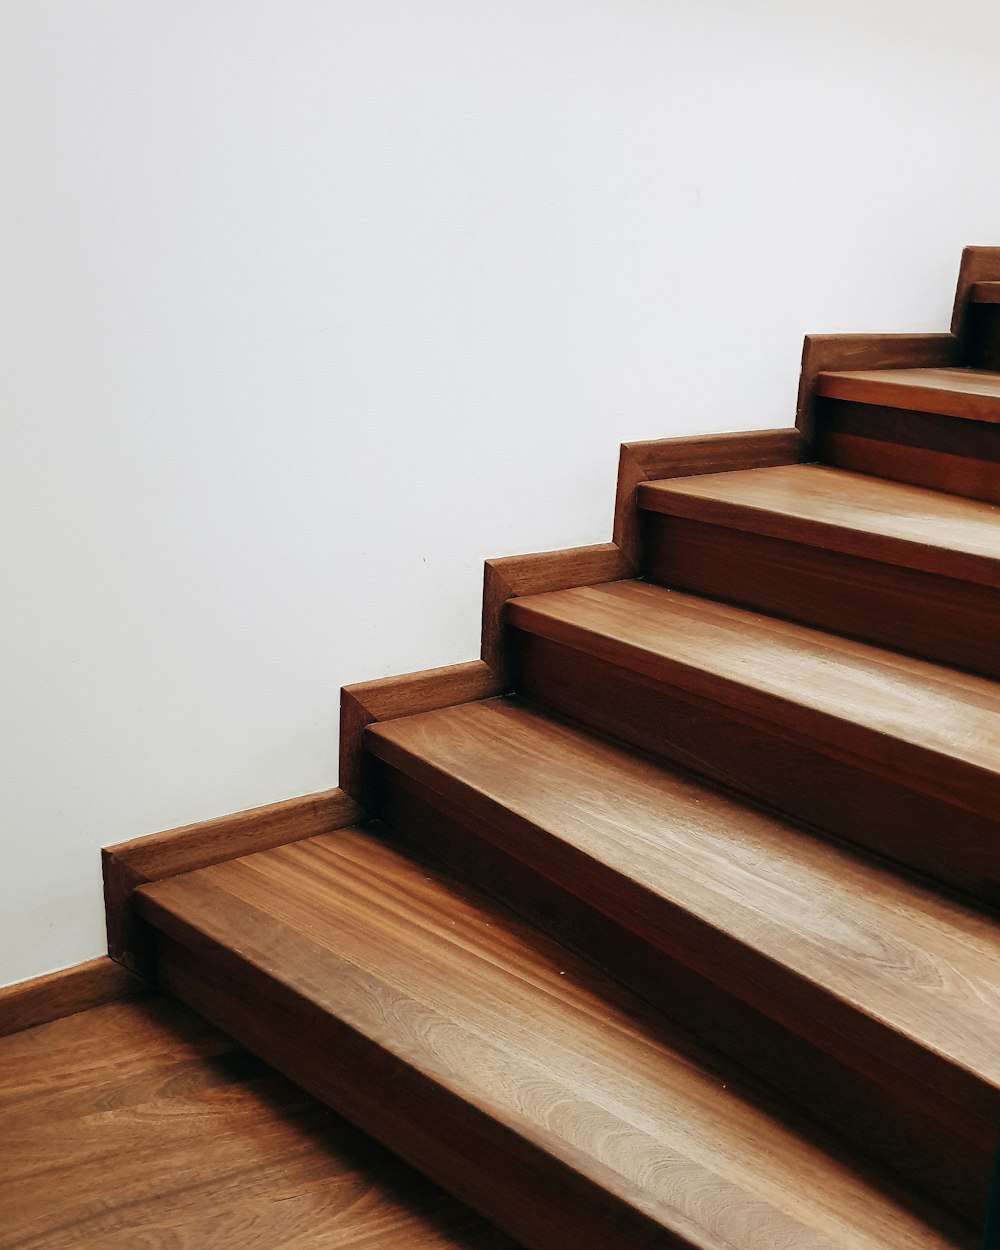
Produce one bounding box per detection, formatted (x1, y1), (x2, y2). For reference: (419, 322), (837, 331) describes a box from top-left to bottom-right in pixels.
(638, 464), (1000, 675)
(970, 281), (1000, 304)
(103, 787), (362, 974)
(365, 695), (1000, 1227)
(507, 589), (1000, 906)
(817, 367), (1000, 424)
(137, 828), (972, 1250)
(367, 739), (995, 1225)
(0, 996), (515, 1250)
(340, 661), (504, 804)
(613, 429), (803, 567)
(0, 957), (146, 1038)
(795, 333), (959, 451)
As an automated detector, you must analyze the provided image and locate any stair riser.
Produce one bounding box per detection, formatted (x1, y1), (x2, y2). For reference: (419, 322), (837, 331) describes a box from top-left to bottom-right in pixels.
(150, 929), (681, 1250)
(508, 629), (1000, 908)
(640, 514), (1000, 680)
(371, 756), (997, 1227)
(815, 398), (1000, 505)
(964, 303), (1000, 371)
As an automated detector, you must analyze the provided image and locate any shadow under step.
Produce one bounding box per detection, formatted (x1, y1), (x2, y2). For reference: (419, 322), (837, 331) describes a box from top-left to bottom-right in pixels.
(812, 366), (1000, 504)
(367, 696), (1000, 1226)
(637, 463), (1000, 678)
(506, 580), (1000, 906)
(136, 826), (974, 1250)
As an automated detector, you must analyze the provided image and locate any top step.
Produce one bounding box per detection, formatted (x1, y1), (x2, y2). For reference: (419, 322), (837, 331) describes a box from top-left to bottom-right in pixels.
(816, 367), (1000, 423)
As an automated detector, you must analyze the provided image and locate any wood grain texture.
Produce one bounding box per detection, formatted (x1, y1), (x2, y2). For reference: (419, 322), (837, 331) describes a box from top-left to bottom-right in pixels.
(814, 398), (1000, 504)
(795, 333), (959, 452)
(970, 281), (1000, 304)
(365, 697), (1000, 1222)
(481, 543), (633, 675)
(817, 367), (1000, 424)
(103, 787), (362, 974)
(0, 957), (146, 1038)
(137, 828), (972, 1250)
(340, 661), (504, 804)
(638, 464), (1000, 675)
(372, 763), (995, 1232)
(507, 584), (1000, 905)
(0, 996), (515, 1250)
(613, 429), (803, 567)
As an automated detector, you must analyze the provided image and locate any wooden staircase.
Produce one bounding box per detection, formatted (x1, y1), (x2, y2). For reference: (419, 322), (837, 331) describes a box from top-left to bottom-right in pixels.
(119, 248), (1000, 1249)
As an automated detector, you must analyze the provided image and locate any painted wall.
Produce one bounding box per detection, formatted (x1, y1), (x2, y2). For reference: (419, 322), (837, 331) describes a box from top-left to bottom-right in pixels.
(3, 0), (999, 987)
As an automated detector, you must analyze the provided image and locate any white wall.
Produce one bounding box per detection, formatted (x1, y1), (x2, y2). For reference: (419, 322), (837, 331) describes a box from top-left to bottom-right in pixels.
(3, 0), (1000, 987)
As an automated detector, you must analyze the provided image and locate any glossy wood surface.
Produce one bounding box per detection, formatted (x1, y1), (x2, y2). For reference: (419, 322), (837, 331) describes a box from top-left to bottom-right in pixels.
(507, 580), (1000, 821)
(371, 757), (993, 1224)
(368, 697), (1000, 1100)
(639, 464), (1000, 585)
(340, 660), (504, 802)
(817, 367), (1000, 423)
(0, 996), (514, 1250)
(971, 281), (1000, 304)
(137, 827), (970, 1250)
(103, 786), (363, 973)
(0, 957), (145, 1038)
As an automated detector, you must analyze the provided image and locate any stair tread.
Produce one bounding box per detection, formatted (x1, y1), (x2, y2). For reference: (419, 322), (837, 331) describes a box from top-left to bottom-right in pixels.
(638, 464), (1000, 587)
(506, 581), (1000, 817)
(138, 827), (966, 1250)
(816, 366), (1000, 423)
(368, 697), (1000, 1089)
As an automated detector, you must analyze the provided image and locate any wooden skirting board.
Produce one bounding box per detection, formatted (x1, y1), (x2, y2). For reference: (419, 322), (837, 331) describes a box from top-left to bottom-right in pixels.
(613, 429), (804, 567)
(0, 956), (147, 1038)
(795, 333), (959, 453)
(103, 787), (363, 975)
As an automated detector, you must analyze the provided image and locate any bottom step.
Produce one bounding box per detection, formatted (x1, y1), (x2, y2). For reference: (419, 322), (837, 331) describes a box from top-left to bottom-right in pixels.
(137, 826), (973, 1250)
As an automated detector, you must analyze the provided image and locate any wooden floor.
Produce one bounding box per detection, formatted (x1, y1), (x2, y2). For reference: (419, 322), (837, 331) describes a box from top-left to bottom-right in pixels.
(0, 996), (517, 1250)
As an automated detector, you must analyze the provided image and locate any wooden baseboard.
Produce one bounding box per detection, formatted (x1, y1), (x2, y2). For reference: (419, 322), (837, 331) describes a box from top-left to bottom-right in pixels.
(613, 429), (804, 568)
(795, 333), (958, 453)
(0, 956), (147, 1038)
(104, 787), (363, 974)
(481, 543), (634, 675)
(340, 662), (505, 804)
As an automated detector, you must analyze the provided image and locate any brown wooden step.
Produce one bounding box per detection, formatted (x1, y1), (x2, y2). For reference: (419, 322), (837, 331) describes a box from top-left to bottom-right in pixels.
(366, 696), (1000, 1222)
(135, 827), (974, 1250)
(506, 580), (1000, 905)
(971, 282), (1000, 304)
(637, 463), (1000, 677)
(816, 368), (1000, 424)
(811, 368), (1000, 504)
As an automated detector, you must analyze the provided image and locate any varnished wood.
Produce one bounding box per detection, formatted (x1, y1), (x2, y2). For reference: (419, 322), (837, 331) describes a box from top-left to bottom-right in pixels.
(367, 700), (999, 1221)
(340, 661), (504, 804)
(815, 398), (1000, 504)
(0, 996), (514, 1249)
(639, 465), (1000, 586)
(638, 464), (1000, 675)
(481, 543), (632, 676)
(795, 334), (959, 452)
(370, 735), (1000, 1225)
(103, 787), (362, 974)
(0, 957), (146, 1038)
(817, 367), (1000, 424)
(971, 281), (1000, 304)
(507, 581), (1000, 903)
(137, 828), (972, 1250)
(613, 429), (803, 567)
